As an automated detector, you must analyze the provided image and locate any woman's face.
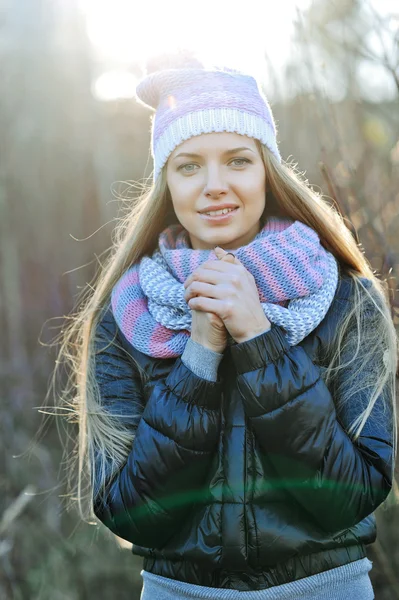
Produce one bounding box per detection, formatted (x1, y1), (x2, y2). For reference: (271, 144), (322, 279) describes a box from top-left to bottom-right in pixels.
(166, 132), (267, 250)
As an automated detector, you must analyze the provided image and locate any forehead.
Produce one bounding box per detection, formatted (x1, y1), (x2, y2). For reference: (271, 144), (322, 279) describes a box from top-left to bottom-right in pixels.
(170, 132), (258, 157)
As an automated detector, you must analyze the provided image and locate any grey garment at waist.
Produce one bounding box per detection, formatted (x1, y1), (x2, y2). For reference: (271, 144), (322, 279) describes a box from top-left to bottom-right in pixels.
(140, 558), (374, 600)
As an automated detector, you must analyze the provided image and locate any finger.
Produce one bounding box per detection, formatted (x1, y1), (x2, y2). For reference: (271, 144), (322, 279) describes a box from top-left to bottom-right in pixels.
(184, 265), (235, 289)
(221, 252), (236, 263)
(198, 259), (241, 274)
(188, 296), (225, 314)
(185, 281), (230, 302)
(215, 247), (244, 266)
(214, 248), (248, 276)
(214, 246), (235, 260)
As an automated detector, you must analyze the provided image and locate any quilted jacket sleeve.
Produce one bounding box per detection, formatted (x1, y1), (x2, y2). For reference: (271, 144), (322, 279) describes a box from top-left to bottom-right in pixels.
(92, 307), (222, 548)
(229, 279), (395, 533)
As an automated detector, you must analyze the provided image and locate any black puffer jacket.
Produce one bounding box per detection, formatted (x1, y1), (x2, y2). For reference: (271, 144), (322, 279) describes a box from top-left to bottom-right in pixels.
(93, 274), (394, 591)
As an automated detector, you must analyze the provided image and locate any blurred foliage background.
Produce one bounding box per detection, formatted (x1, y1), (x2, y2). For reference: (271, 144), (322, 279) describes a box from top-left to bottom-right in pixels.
(1, 0), (399, 598)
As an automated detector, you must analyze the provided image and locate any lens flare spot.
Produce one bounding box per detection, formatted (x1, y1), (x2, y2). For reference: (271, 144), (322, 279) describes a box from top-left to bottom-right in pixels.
(168, 95), (177, 110)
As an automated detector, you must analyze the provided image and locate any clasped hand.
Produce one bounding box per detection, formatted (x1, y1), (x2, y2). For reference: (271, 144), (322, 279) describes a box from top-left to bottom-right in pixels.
(183, 247), (271, 344)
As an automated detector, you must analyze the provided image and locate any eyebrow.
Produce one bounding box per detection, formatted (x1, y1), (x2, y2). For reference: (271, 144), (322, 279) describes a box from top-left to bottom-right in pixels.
(172, 147), (256, 160)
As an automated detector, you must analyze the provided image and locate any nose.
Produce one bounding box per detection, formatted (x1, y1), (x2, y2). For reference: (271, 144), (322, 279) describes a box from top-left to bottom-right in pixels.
(203, 168), (229, 198)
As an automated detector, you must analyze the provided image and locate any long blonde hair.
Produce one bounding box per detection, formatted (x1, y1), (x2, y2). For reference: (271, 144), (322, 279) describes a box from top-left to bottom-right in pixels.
(49, 141), (398, 524)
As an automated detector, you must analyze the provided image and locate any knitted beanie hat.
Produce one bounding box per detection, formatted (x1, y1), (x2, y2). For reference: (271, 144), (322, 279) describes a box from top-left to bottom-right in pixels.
(135, 49), (282, 182)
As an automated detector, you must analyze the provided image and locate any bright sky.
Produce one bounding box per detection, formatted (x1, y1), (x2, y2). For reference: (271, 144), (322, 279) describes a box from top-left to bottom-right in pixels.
(78, 0), (399, 102)
(79, 0), (312, 100)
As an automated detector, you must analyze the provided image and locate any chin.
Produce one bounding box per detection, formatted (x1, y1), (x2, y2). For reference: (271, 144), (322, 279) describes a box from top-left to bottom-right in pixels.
(203, 232), (237, 245)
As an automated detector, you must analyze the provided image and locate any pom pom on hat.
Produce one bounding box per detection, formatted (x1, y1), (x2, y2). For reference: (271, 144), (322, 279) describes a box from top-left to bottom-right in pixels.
(136, 48), (205, 110)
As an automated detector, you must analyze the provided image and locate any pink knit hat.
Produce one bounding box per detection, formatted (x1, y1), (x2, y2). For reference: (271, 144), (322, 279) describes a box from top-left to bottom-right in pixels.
(135, 50), (282, 182)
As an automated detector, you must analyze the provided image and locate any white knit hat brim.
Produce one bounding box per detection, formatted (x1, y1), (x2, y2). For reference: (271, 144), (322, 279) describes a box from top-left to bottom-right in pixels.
(153, 108), (281, 181)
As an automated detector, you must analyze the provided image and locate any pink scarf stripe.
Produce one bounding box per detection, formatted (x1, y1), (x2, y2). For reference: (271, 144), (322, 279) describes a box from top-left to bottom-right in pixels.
(110, 217), (339, 357)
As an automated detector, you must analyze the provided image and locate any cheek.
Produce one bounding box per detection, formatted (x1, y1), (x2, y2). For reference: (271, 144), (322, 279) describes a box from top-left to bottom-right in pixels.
(239, 177), (266, 202)
(252, 174), (267, 201)
(169, 179), (198, 212)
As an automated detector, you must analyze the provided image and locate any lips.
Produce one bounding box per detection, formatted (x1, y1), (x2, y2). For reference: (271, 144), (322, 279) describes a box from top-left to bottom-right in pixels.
(199, 207), (239, 222)
(198, 205), (238, 214)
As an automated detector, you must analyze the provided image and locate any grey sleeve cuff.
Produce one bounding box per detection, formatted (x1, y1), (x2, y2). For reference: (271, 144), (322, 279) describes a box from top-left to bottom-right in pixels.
(181, 338), (224, 382)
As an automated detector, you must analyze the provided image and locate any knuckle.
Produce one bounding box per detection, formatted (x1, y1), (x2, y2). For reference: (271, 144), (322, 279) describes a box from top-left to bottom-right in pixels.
(193, 281), (205, 292)
(224, 299), (234, 315)
(192, 269), (203, 281)
(231, 274), (240, 286)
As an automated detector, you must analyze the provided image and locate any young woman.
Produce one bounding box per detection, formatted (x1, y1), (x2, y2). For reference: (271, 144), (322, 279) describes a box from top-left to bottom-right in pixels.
(58, 52), (397, 599)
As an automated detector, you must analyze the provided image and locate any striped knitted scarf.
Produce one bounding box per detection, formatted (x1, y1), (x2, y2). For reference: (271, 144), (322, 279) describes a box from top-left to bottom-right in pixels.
(111, 216), (339, 358)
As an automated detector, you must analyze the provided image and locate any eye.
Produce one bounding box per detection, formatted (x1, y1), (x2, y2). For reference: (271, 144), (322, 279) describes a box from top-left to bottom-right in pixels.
(177, 163), (199, 173)
(230, 158), (251, 167)
(177, 158), (251, 174)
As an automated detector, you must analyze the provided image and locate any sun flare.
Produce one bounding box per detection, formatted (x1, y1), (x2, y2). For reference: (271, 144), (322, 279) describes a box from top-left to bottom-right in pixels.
(79, 0), (313, 100)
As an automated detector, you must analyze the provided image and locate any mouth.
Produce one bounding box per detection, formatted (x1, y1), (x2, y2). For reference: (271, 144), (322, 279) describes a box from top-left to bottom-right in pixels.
(198, 207), (239, 223)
